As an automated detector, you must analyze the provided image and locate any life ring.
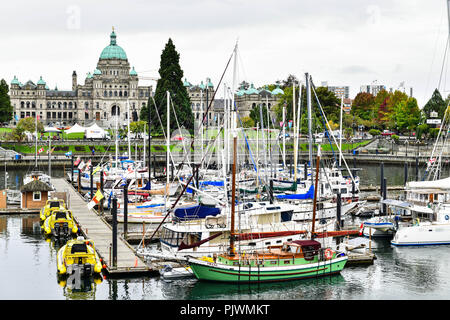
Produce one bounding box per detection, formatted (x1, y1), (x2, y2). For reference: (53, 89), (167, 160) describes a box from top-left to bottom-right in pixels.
(324, 248), (333, 260)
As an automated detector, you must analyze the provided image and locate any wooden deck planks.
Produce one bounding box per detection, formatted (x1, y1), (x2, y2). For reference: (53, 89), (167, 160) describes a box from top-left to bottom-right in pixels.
(52, 178), (154, 275)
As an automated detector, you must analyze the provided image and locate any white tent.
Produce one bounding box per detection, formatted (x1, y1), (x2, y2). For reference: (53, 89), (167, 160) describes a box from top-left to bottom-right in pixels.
(85, 123), (107, 139)
(65, 123), (86, 134)
(44, 126), (61, 133)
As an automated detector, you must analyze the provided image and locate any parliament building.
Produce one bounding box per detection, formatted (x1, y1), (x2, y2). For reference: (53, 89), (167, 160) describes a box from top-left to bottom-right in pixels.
(9, 29), (152, 128)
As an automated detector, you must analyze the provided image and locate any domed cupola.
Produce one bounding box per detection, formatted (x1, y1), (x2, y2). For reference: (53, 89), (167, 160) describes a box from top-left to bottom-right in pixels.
(129, 66), (137, 76)
(99, 28), (128, 61)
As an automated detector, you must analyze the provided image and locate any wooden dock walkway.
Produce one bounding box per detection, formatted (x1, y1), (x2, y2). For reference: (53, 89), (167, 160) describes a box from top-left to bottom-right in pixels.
(52, 178), (157, 277)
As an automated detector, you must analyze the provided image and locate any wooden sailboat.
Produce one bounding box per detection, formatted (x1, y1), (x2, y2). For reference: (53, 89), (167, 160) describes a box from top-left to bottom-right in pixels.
(188, 103), (348, 283)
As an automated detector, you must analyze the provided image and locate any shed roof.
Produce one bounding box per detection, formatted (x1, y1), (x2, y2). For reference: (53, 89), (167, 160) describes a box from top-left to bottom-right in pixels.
(20, 179), (53, 192)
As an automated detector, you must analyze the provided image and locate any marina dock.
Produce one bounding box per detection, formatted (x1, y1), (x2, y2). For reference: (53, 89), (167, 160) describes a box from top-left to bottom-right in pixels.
(52, 178), (157, 277)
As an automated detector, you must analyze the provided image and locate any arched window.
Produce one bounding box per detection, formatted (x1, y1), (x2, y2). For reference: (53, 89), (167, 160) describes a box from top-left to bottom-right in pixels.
(26, 101), (30, 108)
(109, 91), (112, 97)
(114, 91), (117, 97)
(119, 91), (122, 97)
(124, 91), (128, 97)
(111, 105), (120, 116)
(68, 102), (73, 109)
(63, 102), (67, 109)
(21, 101), (25, 108)
(104, 91), (107, 97)
(58, 102), (62, 109)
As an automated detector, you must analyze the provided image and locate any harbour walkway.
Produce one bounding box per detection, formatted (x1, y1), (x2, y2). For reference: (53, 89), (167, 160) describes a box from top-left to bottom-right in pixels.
(52, 178), (155, 277)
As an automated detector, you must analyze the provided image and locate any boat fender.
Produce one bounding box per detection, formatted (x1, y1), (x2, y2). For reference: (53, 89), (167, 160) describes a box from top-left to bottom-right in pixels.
(324, 248), (333, 260)
(446, 215), (449, 221)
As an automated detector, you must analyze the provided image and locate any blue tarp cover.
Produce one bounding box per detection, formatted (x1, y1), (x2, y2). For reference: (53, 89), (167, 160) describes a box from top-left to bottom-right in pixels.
(174, 205), (221, 220)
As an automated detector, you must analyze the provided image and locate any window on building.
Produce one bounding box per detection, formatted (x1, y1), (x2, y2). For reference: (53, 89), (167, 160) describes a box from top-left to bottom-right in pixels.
(33, 192), (41, 201)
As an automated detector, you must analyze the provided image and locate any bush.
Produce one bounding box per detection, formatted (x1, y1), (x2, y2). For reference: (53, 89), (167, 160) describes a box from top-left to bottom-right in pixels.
(369, 129), (381, 136)
(392, 134), (399, 142)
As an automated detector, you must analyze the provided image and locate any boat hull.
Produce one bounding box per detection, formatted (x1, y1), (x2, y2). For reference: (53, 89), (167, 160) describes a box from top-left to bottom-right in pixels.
(188, 255), (347, 283)
(391, 223), (450, 246)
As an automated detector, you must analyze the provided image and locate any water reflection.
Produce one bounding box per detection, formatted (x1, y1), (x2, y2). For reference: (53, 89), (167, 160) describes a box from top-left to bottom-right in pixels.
(58, 274), (103, 300)
(186, 274), (346, 300)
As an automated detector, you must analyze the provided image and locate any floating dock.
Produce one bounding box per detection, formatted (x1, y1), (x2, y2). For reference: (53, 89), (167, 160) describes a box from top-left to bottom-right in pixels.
(52, 178), (157, 277)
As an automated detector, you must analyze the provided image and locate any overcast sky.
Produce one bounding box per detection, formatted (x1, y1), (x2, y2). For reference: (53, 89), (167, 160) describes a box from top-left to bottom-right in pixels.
(2, 0), (450, 106)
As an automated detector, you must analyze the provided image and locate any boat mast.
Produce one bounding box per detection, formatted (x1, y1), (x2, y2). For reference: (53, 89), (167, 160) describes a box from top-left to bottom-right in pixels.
(306, 73), (313, 182)
(166, 91), (170, 208)
(229, 42), (238, 257)
(127, 99), (131, 161)
(115, 105), (119, 169)
(35, 115), (38, 168)
(294, 82), (302, 184)
(200, 89), (204, 170)
(339, 95), (344, 167)
(230, 124), (237, 256)
(311, 146), (321, 238)
(292, 83), (296, 178)
(282, 102), (286, 169)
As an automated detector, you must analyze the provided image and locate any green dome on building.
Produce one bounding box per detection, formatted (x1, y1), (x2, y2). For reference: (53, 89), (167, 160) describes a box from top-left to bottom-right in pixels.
(245, 83), (259, 95)
(11, 76), (20, 85)
(183, 78), (192, 87)
(93, 68), (102, 75)
(99, 30), (128, 60)
(271, 85), (284, 95)
(37, 76), (46, 85)
(129, 66), (137, 76)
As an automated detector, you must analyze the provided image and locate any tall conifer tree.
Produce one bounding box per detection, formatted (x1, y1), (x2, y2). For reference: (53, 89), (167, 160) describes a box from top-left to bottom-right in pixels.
(141, 38), (193, 135)
(0, 79), (12, 123)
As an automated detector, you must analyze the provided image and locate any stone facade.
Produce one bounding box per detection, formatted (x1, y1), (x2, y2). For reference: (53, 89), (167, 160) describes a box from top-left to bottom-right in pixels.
(9, 30), (152, 129)
(184, 79), (284, 127)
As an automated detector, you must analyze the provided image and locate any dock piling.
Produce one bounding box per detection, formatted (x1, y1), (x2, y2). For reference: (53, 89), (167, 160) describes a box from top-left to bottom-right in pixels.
(112, 197), (118, 268)
(404, 162), (408, 186)
(123, 182), (128, 238)
(380, 162), (384, 196)
(90, 164), (93, 200)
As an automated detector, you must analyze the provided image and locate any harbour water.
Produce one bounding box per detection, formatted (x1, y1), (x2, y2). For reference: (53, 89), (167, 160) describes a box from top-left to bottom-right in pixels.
(2, 213), (450, 300)
(1, 164), (450, 301)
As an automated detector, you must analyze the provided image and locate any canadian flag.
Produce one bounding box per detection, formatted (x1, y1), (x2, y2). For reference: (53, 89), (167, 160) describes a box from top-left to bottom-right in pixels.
(38, 147), (44, 154)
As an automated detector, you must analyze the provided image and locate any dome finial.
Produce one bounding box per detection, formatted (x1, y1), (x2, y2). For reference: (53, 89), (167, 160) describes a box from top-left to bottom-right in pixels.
(110, 27), (117, 45)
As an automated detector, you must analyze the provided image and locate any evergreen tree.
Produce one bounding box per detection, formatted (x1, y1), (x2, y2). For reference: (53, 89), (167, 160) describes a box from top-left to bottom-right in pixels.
(0, 79), (12, 123)
(140, 39), (193, 135)
(423, 88), (446, 119)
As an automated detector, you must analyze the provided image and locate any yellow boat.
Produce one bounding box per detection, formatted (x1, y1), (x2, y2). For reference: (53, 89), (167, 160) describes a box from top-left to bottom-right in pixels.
(57, 236), (103, 276)
(40, 199), (66, 222)
(42, 209), (78, 238)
